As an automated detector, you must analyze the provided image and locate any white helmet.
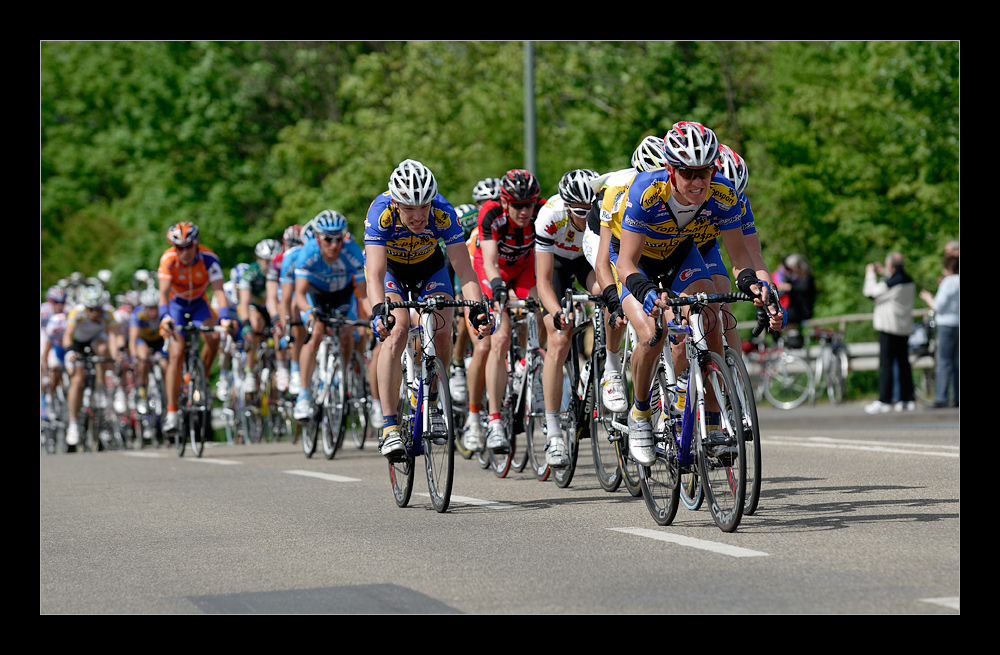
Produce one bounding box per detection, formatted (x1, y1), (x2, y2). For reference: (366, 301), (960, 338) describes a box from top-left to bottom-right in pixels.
(388, 159), (438, 206)
(139, 288), (159, 307)
(715, 144), (749, 195)
(662, 121), (720, 168)
(80, 286), (106, 310)
(631, 135), (670, 172)
(254, 238), (282, 260)
(472, 177), (501, 203)
(558, 169), (599, 205)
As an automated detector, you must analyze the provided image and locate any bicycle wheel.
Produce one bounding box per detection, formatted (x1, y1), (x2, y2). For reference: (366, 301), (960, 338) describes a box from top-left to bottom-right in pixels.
(553, 360), (584, 489)
(590, 349), (622, 492)
(321, 354), (348, 460)
(388, 381), (415, 508)
(185, 360), (210, 458)
(488, 355), (517, 479)
(424, 360), (456, 512)
(524, 355), (550, 481)
(347, 350), (370, 450)
(638, 390), (681, 526)
(726, 346), (761, 515)
(763, 352), (813, 410)
(301, 403), (319, 458)
(698, 352), (747, 533)
(616, 350), (643, 497)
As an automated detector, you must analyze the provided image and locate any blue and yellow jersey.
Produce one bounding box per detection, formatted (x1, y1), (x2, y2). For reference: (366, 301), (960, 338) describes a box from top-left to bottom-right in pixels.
(616, 169), (742, 261)
(129, 306), (162, 343)
(687, 189), (756, 248)
(363, 191), (463, 277)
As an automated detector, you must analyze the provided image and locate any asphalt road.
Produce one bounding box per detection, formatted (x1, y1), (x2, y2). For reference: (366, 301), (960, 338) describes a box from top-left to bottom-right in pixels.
(40, 401), (960, 615)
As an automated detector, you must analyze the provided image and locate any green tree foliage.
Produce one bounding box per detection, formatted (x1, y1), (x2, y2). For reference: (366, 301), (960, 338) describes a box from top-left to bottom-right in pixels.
(41, 41), (959, 322)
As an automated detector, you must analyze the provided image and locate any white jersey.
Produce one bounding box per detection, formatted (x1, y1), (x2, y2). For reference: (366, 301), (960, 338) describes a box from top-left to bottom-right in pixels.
(534, 195), (586, 261)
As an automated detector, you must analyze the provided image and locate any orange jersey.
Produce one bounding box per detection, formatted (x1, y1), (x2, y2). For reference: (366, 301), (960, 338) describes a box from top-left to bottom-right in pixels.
(157, 245), (225, 303)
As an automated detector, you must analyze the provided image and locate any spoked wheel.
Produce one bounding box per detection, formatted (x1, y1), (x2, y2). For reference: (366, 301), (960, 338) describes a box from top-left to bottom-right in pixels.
(301, 405), (319, 458)
(525, 357), (550, 481)
(185, 361), (210, 458)
(698, 352), (747, 533)
(388, 389), (415, 508)
(424, 360), (456, 513)
(487, 364), (516, 478)
(452, 405), (474, 460)
(347, 351), (370, 450)
(321, 356), (347, 460)
(726, 346), (761, 516)
(763, 352), (813, 410)
(616, 352), (643, 497)
(680, 468), (703, 511)
(639, 411), (681, 526)
(553, 357), (586, 489)
(590, 353), (622, 492)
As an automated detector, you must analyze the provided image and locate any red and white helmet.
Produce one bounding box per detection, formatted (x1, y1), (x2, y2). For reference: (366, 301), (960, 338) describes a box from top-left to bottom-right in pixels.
(167, 221), (200, 247)
(662, 121), (719, 169)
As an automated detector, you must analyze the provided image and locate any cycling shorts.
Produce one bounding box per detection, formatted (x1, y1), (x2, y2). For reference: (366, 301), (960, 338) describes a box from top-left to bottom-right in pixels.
(476, 250), (536, 300)
(166, 297), (215, 329)
(699, 240), (729, 279)
(551, 254), (593, 298)
(384, 265), (455, 302)
(306, 283), (358, 320)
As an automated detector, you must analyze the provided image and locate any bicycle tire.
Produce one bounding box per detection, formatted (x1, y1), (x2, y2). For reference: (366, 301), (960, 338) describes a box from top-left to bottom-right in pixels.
(698, 351), (747, 533)
(301, 407), (319, 458)
(524, 355), (550, 481)
(487, 353), (517, 479)
(347, 350), (370, 450)
(763, 352), (813, 410)
(590, 346), (623, 492)
(321, 354), (347, 460)
(615, 350), (643, 496)
(726, 346), (761, 515)
(389, 378), (415, 508)
(185, 359), (210, 458)
(553, 359), (584, 489)
(638, 371), (681, 526)
(424, 361), (456, 512)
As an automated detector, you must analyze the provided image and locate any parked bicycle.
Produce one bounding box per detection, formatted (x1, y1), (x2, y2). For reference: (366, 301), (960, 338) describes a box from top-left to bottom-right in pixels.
(380, 295), (490, 512)
(807, 324), (850, 405)
(744, 331), (813, 410)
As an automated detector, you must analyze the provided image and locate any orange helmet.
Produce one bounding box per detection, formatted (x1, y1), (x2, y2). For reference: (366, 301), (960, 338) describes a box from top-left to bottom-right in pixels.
(167, 221), (200, 247)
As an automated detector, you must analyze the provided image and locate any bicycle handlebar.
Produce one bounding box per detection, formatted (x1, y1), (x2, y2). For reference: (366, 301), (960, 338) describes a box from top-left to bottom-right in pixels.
(379, 297), (493, 341)
(650, 291), (757, 347)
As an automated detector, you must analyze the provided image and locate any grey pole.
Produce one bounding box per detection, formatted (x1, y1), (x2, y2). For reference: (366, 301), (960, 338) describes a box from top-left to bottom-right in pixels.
(523, 41), (536, 175)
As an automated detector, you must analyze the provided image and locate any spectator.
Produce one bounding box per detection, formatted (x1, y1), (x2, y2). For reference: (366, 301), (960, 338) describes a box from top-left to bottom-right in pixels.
(778, 253), (816, 328)
(919, 255), (959, 408)
(863, 252), (917, 414)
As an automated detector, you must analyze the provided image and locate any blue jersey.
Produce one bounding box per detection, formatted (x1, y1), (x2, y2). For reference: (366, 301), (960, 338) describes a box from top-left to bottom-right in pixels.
(617, 169), (743, 262)
(293, 237), (365, 294)
(279, 244), (306, 286)
(363, 191), (464, 279)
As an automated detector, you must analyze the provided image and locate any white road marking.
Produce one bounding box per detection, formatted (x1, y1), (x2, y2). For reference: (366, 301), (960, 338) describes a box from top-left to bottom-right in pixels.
(611, 527), (770, 557)
(123, 451), (164, 458)
(443, 493), (518, 510)
(187, 457), (241, 465)
(762, 436), (959, 458)
(920, 596), (960, 611)
(285, 469), (360, 482)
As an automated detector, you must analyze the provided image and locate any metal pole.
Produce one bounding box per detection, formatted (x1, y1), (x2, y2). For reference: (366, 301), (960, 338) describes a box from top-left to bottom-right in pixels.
(523, 41), (536, 175)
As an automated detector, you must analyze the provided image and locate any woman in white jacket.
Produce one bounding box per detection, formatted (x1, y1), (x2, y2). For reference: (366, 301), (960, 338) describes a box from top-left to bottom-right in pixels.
(863, 252), (917, 413)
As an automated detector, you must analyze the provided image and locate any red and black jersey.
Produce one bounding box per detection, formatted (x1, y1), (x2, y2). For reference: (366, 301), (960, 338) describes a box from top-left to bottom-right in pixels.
(474, 198), (546, 269)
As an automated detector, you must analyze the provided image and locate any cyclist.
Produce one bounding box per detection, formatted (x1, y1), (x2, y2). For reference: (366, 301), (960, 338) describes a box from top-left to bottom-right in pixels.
(238, 238), (282, 394)
(216, 262), (248, 401)
(365, 159), (492, 459)
(40, 286), (68, 422)
(61, 285), (120, 448)
(156, 221), (230, 435)
(128, 288), (167, 410)
(613, 122), (782, 465)
(533, 168), (605, 468)
(280, 221), (317, 398)
(470, 168), (545, 455)
(267, 225), (304, 393)
(292, 211), (367, 421)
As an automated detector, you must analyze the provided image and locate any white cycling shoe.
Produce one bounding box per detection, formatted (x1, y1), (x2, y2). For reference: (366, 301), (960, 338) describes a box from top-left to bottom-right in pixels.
(627, 410), (656, 466)
(601, 371), (628, 414)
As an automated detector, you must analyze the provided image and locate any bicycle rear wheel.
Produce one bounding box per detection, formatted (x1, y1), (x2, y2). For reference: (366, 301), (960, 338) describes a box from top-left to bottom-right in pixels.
(347, 350), (370, 449)
(187, 360), (210, 458)
(698, 352), (747, 532)
(590, 350), (622, 492)
(763, 352), (813, 410)
(424, 361), (455, 512)
(726, 346), (760, 515)
(639, 409), (680, 525)
(552, 360), (584, 489)
(488, 362), (517, 479)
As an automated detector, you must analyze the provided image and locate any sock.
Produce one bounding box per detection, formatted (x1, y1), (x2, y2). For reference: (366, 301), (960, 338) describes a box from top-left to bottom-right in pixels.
(605, 347), (623, 374)
(545, 411), (561, 438)
(382, 414), (398, 429)
(290, 361), (300, 374)
(488, 412), (501, 423)
(469, 402), (481, 415)
(633, 392), (651, 414)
